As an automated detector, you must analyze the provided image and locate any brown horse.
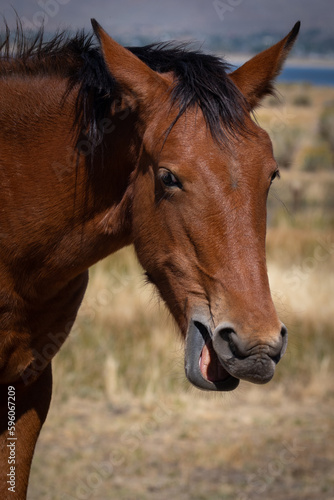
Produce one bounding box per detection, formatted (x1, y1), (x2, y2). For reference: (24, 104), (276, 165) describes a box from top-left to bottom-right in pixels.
(0, 19), (300, 498)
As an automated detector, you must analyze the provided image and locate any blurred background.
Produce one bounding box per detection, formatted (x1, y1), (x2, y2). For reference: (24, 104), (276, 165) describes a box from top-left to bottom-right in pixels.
(1, 1), (333, 499)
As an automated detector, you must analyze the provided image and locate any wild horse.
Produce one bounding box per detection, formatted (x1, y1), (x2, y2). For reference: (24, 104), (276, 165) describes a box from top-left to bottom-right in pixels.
(0, 19), (300, 498)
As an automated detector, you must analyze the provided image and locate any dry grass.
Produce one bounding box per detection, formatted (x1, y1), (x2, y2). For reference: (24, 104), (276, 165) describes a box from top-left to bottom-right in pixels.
(52, 247), (184, 401)
(30, 386), (334, 499)
(266, 228), (334, 394)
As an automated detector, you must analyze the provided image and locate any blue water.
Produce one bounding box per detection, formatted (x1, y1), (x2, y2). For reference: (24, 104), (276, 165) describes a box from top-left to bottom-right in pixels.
(278, 65), (334, 86)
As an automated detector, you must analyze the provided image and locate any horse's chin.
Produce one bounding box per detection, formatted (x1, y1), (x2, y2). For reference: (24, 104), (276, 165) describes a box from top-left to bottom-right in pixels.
(185, 320), (240, 392)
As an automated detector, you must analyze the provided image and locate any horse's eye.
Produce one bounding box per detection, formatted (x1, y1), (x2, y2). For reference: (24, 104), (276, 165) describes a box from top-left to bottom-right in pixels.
(270, 169), (280, 185)
(159, 168), (182, 189)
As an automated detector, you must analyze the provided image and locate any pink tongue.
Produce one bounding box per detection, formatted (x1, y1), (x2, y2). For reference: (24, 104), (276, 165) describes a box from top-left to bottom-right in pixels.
(200, 339), (229, 382)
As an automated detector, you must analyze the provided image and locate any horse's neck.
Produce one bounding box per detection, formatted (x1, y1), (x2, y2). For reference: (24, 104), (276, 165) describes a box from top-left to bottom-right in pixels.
(0, 76), (134, 302)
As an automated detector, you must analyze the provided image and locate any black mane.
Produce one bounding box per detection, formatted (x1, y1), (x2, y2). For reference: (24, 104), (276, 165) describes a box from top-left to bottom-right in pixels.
(0, 22), (247, 148)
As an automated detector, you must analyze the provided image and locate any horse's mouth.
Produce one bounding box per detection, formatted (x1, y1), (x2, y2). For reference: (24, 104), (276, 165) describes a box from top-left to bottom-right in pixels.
(185, 320), (239, 391)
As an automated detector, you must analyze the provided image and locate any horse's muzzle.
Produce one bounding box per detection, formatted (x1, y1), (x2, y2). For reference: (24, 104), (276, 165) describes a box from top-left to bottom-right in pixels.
(185, 319), (287, 391)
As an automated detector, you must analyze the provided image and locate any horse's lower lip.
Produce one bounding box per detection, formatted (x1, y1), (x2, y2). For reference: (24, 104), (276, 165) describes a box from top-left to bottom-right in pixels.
(185, 319), (239, 392)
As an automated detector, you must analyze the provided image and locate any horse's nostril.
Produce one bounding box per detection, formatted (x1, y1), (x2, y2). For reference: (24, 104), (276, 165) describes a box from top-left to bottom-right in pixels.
(213, 324), (242, 359)
(218, 327), (235, 343)
(281, 324), (288, 339)
(217, 326), (251, 359)
(278, 323), (288, 359)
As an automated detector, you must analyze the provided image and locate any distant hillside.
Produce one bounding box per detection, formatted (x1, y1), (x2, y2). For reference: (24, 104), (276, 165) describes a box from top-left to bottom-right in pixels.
(206, 28), (334, 58)
(109, 27), (334, 58)
(1, 0), (333, 58)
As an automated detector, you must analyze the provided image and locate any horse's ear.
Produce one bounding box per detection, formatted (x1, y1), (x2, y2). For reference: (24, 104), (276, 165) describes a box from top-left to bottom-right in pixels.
(229, 22), (300, 109)
(91, 19), (167, 104)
